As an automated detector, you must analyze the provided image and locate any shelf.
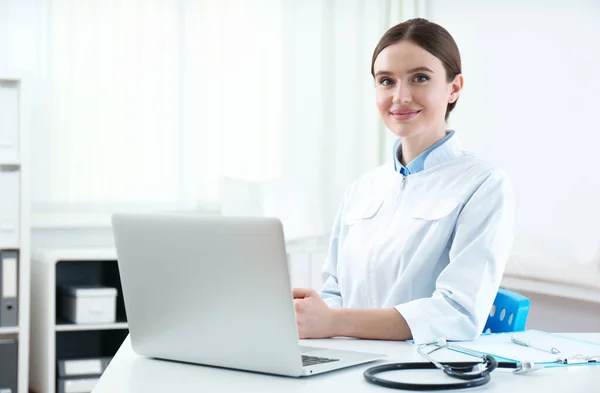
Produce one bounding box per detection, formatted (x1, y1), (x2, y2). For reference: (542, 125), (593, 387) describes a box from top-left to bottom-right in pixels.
(55, 321), (128, 332)
(31, 249), (127, 393)
(33, 248), (118, 265)
(56, 329), (129, 361)
(1, 73), (30, 393)
(0, 326), (19, 335)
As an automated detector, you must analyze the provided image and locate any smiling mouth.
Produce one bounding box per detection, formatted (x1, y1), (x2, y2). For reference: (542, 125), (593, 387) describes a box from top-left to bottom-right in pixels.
(390, 110), (421, 121)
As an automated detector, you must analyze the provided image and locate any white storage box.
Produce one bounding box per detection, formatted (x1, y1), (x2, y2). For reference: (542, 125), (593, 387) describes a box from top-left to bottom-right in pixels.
(60, 286), (117, 324)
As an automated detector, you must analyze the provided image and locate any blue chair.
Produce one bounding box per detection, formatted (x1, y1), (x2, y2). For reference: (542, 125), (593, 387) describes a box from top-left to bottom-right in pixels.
(483, 288), (530, 334)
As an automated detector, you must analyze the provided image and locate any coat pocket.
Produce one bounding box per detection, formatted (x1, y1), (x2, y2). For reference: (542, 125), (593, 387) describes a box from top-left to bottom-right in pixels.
(343, 199), (384, 226)
(410, 200), (460, 221)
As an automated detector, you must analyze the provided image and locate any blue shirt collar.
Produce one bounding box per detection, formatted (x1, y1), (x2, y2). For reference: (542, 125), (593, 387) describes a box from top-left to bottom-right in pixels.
(393, 130), (461, 175)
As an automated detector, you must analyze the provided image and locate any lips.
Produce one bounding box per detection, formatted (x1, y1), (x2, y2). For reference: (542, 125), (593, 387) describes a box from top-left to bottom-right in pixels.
(390, 109), (421, 121)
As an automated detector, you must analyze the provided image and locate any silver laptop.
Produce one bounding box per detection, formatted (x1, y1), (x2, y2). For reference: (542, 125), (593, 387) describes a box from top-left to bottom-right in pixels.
(111, 213), (385, 377)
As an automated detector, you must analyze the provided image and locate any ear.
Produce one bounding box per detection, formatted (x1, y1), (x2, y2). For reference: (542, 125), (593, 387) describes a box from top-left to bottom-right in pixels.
(448, 74), (464, 103)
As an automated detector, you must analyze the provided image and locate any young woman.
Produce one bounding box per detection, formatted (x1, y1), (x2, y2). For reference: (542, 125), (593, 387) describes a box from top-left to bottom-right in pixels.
(292, 18), (515, 344)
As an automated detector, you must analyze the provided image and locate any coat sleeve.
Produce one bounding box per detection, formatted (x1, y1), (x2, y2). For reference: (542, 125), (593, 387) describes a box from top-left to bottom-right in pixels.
(317, 192), (348, 308)
(394, 171), (516, 344)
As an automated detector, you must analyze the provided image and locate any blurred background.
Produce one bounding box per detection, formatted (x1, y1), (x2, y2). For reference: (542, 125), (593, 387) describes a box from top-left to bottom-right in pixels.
(1, 0), (599, 392)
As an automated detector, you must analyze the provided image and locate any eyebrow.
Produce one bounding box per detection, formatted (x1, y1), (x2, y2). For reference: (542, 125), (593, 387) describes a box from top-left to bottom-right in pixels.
(374, 67), (435, 77)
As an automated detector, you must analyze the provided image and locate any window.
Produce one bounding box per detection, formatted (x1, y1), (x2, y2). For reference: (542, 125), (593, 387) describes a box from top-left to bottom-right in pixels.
(29, 0), (401, 228)
(34, 0), (283, 225)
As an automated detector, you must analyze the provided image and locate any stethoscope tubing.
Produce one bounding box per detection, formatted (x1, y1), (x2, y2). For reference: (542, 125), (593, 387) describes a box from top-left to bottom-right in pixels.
(364, 359), (519, 391)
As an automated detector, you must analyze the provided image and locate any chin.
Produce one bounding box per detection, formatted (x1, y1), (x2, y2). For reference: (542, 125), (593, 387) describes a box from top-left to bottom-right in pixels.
(387, 124), (423, 139)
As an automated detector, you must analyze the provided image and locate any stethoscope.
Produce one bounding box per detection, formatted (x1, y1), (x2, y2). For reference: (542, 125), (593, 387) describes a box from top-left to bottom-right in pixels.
(364, 338), (542, 390)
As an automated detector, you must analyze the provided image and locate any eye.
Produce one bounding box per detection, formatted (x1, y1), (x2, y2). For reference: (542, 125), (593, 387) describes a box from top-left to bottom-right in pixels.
(412, 74), (429, 83)
(378, 77), (395, 86)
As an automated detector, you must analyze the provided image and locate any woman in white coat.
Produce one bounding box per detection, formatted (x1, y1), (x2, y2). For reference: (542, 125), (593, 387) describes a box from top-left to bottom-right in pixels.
(292, 18), (515, 344)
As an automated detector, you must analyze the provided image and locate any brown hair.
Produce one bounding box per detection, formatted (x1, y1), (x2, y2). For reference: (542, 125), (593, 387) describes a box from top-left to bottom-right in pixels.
(371, 18), (462, 120)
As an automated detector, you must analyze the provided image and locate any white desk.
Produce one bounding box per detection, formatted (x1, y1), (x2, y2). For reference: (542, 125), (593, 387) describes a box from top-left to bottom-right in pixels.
(93, 333), (600, 393)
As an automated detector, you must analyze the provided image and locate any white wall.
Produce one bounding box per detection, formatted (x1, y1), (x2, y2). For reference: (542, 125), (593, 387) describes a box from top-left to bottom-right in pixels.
(428, 0), (600, 272)
(427, 0), (600, 331)
(521, 290), (600, 333)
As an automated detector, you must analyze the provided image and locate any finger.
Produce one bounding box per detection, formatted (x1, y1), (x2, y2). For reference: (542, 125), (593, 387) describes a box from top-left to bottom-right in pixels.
(294, 299), (304, 313)
(293, 287), (314, 299)
(294, 287), (319, 299)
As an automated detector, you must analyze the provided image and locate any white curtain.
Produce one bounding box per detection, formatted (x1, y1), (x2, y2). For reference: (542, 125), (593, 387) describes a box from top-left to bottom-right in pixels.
(46, 0), (181, 206)
(181, 0), (284, 207)
(0, 0), (425, 228)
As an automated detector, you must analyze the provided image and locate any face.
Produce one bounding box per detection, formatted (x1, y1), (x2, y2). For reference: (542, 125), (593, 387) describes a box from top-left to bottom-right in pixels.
(373, 40), (463, 140)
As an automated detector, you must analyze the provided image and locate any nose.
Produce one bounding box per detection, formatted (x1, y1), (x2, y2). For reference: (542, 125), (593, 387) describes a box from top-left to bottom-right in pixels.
(392, 82), (412, 104)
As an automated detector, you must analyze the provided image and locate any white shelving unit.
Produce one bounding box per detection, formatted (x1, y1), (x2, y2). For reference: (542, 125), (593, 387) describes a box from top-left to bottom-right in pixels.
(0, 74), (31, 393)
(30, 248), (128, 393)
(27, 240), (328, 393)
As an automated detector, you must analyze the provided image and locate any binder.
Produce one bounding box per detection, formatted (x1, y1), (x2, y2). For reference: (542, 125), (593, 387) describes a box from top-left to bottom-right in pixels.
(0, 250), (18, 327)
(57, 357), (112, 378)
(0, 338), (18, 393)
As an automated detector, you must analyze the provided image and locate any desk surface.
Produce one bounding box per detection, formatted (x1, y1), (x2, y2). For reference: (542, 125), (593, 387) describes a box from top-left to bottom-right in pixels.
(93, 333), (600, 393)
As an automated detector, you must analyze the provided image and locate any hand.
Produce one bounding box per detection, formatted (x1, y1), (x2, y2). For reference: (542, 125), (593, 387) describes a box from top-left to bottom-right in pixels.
(293, 288), (336, 339)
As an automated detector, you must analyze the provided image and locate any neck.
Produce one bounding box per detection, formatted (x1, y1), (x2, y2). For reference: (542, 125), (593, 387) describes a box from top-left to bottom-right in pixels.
(400, 127), (447, 167)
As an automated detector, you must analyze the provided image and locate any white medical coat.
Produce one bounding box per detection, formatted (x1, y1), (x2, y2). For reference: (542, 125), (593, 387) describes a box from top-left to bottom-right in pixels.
(319, 133), (515, 344)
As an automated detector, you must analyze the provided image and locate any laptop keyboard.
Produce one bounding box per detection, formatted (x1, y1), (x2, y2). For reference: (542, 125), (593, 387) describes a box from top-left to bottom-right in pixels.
(302, 355), (340, 367)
